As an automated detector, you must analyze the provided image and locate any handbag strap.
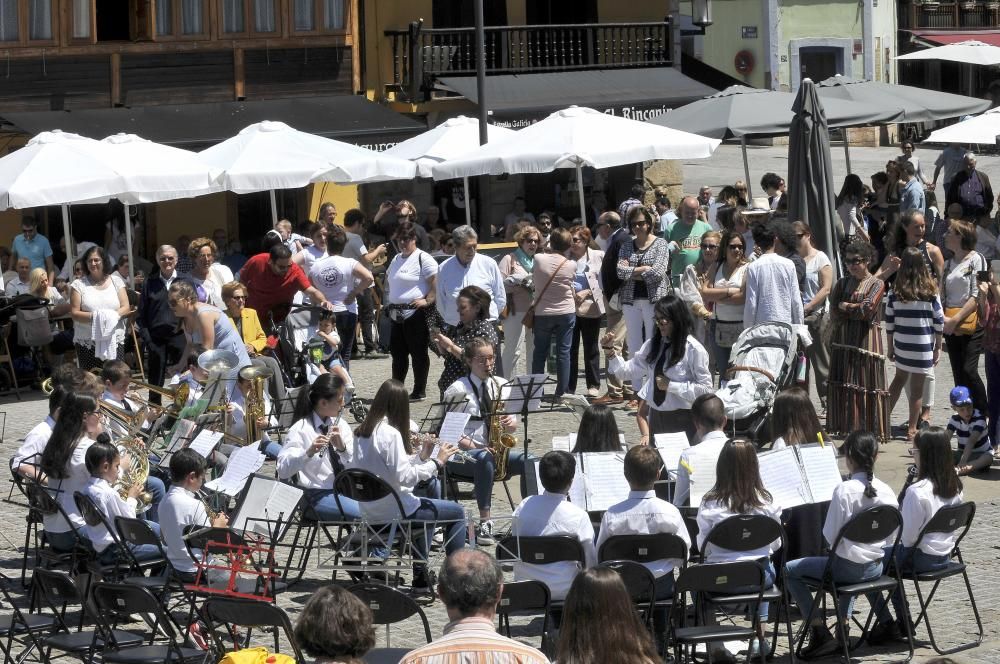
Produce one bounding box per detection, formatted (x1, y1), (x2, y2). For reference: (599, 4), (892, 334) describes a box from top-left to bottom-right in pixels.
(530, 258), (569, 308)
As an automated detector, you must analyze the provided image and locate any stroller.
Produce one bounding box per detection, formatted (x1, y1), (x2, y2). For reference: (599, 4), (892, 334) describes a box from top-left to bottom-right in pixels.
(0, 295), (51, 391)
(714, 322), (800, 445)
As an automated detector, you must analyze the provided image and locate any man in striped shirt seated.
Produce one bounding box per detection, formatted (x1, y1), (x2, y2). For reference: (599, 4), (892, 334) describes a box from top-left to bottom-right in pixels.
(400, 549), (550, 664)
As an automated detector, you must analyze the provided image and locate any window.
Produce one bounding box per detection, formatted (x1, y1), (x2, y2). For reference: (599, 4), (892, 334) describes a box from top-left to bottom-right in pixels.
(322, 0), (343, 29)
(293, 0), (313, 31)
(156, 0), (172, 35)
(71, 0), (90, 38)
(28, 0), (51, 40)
(0, 0), (18, 41)
(222, 0), (244, 33)
(253, 0), (275, 32)
(180, 0), (202, 34)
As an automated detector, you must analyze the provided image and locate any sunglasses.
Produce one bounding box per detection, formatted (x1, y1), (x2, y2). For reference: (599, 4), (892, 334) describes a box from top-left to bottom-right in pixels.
(700, 244), (719, 250)
(847, 257), (867, 265)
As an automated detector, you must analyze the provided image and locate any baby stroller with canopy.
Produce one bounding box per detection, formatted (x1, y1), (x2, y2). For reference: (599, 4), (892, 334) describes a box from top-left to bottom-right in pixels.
(714, 322), (800, 444)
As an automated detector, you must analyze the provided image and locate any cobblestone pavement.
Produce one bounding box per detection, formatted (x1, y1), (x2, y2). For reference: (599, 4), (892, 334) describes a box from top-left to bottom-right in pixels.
(1, 143), (999, 661)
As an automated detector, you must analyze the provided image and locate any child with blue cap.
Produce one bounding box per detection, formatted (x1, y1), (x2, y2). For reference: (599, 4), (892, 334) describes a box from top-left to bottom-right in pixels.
(948, 386), (992, 475)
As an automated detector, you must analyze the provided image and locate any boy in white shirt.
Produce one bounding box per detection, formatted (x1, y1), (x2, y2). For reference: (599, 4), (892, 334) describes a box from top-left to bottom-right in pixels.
(82, 438), (162, 565)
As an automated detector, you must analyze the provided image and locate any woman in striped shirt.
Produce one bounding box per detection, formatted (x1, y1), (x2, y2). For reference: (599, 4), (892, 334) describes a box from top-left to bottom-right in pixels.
(885, 247), (945, 441)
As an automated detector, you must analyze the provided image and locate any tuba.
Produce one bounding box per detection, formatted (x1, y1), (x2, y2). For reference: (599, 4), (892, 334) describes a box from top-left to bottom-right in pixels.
(486, 372), (517, 480)
(239, 365), (273, 446)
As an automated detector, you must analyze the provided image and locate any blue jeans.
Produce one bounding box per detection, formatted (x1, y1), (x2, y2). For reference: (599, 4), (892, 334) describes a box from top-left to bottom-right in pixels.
(406, 498), (467, 565)
(262, 440), (283, 459)
(785, 554), (883, 622)
(447, 448), (527, 512)
(531, 313), (575, 396)
(304, 488), (361, 522)
(985, 350), (1000, 445)
(144, 475), (165, 522)
(98, 520), (163, 565)
(877, 545), (950, 623)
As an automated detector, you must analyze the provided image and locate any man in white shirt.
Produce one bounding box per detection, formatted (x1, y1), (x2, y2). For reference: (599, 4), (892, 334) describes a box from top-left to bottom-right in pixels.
(343, 208), (389, 357)
(742, 222), (803, 326)
(436, 226), (506, 327)
(673, 394), (730, 508)
(511, 450), (596, 602)
(4, 257), (30, 296)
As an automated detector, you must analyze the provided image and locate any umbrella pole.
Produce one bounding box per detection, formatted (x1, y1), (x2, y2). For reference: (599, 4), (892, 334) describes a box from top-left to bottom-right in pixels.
(463, 176), (472, 226)
(740, 137), (752, 197)
(269, 189), (279, 227)
(123, 202), (135, 289)
(843, 132), (852, 175)
(60, 204), (73, 272)
(576, 163), (586, 224)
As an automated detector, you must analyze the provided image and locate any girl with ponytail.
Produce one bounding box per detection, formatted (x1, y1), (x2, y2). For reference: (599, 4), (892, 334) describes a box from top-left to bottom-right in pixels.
(783, 431), (899, 658)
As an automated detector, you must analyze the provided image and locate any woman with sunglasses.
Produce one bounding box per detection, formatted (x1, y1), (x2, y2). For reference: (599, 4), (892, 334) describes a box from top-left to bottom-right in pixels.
(699, 230), (749, 380)
(795, 221), (834, 412)
(679, 230), (720, 358)
(566, 225), (605, 397)
(827, 241), (890, 441)
(222, 280), (287, 410)
(898, 141), (926, 186)
(498, 225), (541, 377)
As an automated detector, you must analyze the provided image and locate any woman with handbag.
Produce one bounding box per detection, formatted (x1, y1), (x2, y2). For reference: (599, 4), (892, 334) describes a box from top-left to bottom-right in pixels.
(979, 268), (1000, 446)
(566, 225), (604, 397)
(497, 226), (541, 378)
(529, 228), (577, 397)
(941, 219), (988, 415)
(698, 230), (748, 382)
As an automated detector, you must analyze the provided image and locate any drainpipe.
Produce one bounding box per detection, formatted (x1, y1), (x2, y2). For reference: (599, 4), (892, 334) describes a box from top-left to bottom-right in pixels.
(862, 0), (874, 80)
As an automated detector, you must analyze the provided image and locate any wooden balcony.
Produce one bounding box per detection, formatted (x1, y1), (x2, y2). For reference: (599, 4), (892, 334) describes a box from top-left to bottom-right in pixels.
(385, 20), (673, 101)
(904, 1), (1000, 29)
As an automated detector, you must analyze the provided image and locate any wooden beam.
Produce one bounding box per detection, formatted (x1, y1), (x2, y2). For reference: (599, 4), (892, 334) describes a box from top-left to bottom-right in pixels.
(350, 0), (360, 93)
(233, 46), (245, 99)
(110, 51), (121, 106)
(0, 34), (350, 59)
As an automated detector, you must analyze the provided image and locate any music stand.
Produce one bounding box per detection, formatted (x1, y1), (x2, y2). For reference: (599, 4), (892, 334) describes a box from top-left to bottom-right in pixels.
(418, 396), (469, 500)
(501, 374), (558, 459)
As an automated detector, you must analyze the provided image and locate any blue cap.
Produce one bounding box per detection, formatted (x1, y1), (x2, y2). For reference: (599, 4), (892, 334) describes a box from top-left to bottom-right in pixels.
(950, 386), (973, 407)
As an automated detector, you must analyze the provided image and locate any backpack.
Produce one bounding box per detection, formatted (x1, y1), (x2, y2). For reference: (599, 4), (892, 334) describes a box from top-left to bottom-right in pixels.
(218, 647), (296, 664)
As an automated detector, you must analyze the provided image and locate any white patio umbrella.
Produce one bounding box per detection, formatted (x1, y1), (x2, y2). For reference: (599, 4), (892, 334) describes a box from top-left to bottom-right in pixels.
(431, 106), (720, 222)
(896, 40), (1000, 66)
(385, 116), (516, 225)
(199, 121), (417, 225)
(924, 108), (1000, 144)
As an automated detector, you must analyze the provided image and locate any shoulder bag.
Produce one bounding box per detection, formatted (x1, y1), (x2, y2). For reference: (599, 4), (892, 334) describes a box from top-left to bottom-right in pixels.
(522, 257), (568, 330)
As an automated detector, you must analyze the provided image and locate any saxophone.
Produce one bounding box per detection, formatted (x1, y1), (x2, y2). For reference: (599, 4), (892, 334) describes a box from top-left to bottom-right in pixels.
(487, 372), (517, 481)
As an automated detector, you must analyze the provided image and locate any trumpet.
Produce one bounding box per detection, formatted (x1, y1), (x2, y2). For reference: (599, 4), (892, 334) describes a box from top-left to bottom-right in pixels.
(100, 402), (150, 440)
(411, 431), (477, 464)
(127, 380), (191, 415)
(41, 378), (54, 395)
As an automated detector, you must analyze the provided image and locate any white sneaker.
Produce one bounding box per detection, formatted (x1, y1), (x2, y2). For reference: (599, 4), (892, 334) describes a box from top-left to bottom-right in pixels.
(476, 520), (495, 545)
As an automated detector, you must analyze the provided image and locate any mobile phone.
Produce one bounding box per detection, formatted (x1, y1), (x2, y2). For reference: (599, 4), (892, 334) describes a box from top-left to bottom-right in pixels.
(978, 270), (990, 282)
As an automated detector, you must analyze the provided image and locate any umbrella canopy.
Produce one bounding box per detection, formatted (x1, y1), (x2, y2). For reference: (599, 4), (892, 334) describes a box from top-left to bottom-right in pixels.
(787, 79), (840, 275)
(198, 120), (416, 193)
(647, 85), (903, 139)
(817, 75), (990, 124)
(896, 40), (1000, 66)
(97, 133), (222, 203)
(924, 108), (1000, 144)
(432, 106), (719, 180)
(384, 116), (516, 178)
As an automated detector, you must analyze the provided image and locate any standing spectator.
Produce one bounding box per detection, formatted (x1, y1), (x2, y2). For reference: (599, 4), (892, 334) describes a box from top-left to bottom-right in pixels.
(699, 230), (748, 378)
(0, 246), (13, 287)
(11, 217), (55, 281)
(654, 190), (677, 236)
(385, 222), (437, 401)
(899, 161), (926, 215)
(973, 210), (1000, 261)
(4, 257), (30, 296)
(760, 172), (787, 211)
(980, 269), (1000, 445)
(827, 241), (889, 441)
(317, 201), (337, 226)
(742, 223), (803, 326)
(708, 186), (740, 230)
(668, 196), (712, 288)
(678, 230), (719, 350)
(836, 174), (871, 244)
(773, 220), (807, 292)
(343, 209), (388, 358)
(222, 281), (287, 411)
(374, 199), (430, 252)
(184, 236), (235, 308)
(69, 246), (131, 369)
(422, 204), (445, 232)
(292, 221), (329, 272)
(698, 185), (715, 208)
(885, 247), (945, 441)
(309, 225), (375, 372)
(174, 235), (193, 274)
(399, 549), (550, 664)
(557, 567), (661, 664)
(166, 280), (251, 374)
(433, 286), (498, 398)
(566, 225), (604, 397)
(947, 152), (994, 219)
(138, 246), (188, 403)
(618, 208), (672, 395)
(240, 244), (331, 326)
(941, 219), (989, 416)
(932, 143), (970, 194)
(617, 183), (645, 220)
(534, 212), (553, 252)
(274, 219), (304, 254)
(898, 140), (927, 185)
(594, 211), (635, 406)
(436, 225), (506, 327)
(294, 585), (374, 664)
(497, 226), (540, 378)
(531, 229), (577, 397)
(796, 221), (833, 410)
(502, 196), (535, 240)
(931, 201), (957, 262)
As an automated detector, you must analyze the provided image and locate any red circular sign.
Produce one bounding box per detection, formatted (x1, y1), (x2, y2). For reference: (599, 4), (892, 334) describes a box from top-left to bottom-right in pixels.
(735, 50), (755, 75)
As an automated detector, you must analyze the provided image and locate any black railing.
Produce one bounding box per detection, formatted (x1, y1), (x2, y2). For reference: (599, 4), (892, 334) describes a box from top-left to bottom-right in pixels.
(385, 20), (672, 101)
(902, 1), (1000, 29)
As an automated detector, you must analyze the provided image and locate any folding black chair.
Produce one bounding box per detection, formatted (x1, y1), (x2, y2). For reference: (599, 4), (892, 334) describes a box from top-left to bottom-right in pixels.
(32, 568), (144, 662)
(347, 582), (433, 647)
(0, 571), (55, 664)
(201, 596), (304, 663)
(23, 480), (88, 573)
(495, 534), (586, 617)
(73, 492), (137, 581)
(896, 501), (981, 655)
(496, 580), (551, 650)
(114, 515), (191, 609)
(670, 561), (766, 664)
(90, 581), (210, 663)
(598, 559), (656, 625)
(699, 514), (795, 661)
(9, 467), (43, 587)
(792, 505), (912, 663)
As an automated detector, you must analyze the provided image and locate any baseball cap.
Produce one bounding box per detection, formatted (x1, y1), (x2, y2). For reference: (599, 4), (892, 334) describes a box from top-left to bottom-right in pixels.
(949, 386), (973, 407)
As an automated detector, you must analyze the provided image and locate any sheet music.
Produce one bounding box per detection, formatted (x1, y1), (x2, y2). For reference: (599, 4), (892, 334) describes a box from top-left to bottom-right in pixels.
(758, 447), (810, 509)
(167, 418), (197, 451)
(438, 412), (471, 444)
(258, 481), (304, 537)
(799, 444), (842, 504)
(579, 452), (629, 511)
(654, 432), (691, 472)
(204, 446), (265, 496)
(686, 445), (720, 507)
(506, 374), (547, 414)
(567, 433), (627, 451)
(551, 435), (571, 452)
(187, 430), (223, 458)
(232, 475), (303, 537)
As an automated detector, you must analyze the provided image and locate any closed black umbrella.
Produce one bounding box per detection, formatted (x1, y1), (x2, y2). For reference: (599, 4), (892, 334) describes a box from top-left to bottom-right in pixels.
(787, 79), (841, 276)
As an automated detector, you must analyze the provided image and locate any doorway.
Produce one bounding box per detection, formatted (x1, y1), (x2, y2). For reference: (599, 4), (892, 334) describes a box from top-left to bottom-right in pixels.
(799, 48), (839, 84)
(96, 1), (131, 41)
(432, 0), (507, 28)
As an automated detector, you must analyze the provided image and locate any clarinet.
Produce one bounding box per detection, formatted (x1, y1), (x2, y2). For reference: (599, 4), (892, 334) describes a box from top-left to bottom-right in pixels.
(319, 410), (344, 459)
(897, 463), (918, 503)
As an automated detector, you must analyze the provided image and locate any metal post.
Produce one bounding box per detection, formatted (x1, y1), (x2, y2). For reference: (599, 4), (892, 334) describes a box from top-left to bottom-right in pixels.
(843, 132), (852, 176)
(123, 202), (135, 289)
(269, 189), (279, 227)
(61, 204), (73, 270)
(576, 164), (586, 224)
(740, 136), (753, 197)
(474, 0), (488, 145)
(463, 176), (472, 226)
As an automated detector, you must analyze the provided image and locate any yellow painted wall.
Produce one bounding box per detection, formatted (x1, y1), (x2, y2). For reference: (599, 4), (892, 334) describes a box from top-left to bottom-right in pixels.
(152, 194), (231, 246)
(307, 182), (361, 221)
(696, 0), (767, 89)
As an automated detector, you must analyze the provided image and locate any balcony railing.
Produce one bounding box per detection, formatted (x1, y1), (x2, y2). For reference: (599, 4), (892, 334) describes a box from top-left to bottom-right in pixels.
(903, 1), (1000, 29)
(385, 20), (673, 101)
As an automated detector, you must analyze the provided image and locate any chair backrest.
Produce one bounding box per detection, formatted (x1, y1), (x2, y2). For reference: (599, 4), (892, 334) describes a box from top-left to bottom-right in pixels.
(836, 505), (903, 547)
(202, 597), (304, 663)
(701, 514), (784, 559)
(916, 501), (976, 554)
(347, 582), (433, 643)
(495, 535), (586, 566)
(74, 491), (112, 530)
(498, 580), (550, 616)
(115, 516), (163, 548)
(599, 559), (656, 603)
(675, 560), (765, 598)
(0, 572), (40, 634)
(598, 532), (689, 566)
(25, 480), (59, 516)
(91, 581), (184, 651)
(32, 568), (83, 632)
(334, 468), (408, 521)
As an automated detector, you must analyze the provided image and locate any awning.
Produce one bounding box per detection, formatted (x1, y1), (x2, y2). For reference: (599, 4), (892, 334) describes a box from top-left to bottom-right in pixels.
(436, 67), (716, 124)
(0, 95), (426, 149)
(909, 30), (1000, 48)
